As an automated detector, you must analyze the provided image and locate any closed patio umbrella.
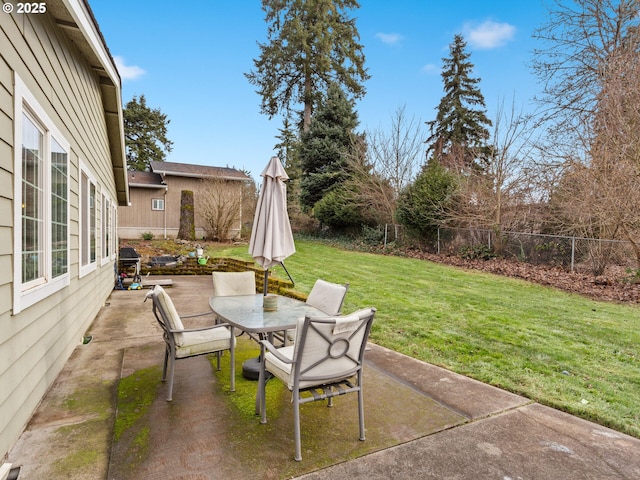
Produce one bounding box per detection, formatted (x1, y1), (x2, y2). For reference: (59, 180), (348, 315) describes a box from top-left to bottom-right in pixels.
(249, 156), (296, 294)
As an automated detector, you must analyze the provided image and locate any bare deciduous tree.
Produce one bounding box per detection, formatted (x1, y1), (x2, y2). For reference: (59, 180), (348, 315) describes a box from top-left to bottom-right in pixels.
(444, 99), (539, 249)
(550, 44), (640, 272)
(532, 0), (640, 143)
(347, 140), (396, 226)
(199, 177), (245, 241)
(367, 105), (425, 199)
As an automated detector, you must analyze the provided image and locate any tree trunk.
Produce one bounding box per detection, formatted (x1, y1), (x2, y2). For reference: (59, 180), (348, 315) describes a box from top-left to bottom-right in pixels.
(177, 190), (196, 240)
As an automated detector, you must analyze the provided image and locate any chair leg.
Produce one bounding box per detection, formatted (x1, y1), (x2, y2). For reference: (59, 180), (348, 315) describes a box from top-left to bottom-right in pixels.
(358, 388), (365, 441)
(230, 327), (236, 392)
(166, 355), (175, 402)
(293, 393), (302, 461)
(161, 348), (169, 382)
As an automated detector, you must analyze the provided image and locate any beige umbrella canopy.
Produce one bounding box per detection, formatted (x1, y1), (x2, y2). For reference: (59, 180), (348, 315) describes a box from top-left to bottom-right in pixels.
(248, 156), (296, 293)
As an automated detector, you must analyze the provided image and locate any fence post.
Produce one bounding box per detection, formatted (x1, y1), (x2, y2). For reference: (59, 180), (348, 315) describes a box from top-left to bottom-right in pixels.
(384, 224), (388, 249)
(437, 228), (441, 254)
(571, 236), (576, 273)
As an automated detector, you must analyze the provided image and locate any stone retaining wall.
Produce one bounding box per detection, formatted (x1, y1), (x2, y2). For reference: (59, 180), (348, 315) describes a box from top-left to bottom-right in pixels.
(137, 257), (303, 299)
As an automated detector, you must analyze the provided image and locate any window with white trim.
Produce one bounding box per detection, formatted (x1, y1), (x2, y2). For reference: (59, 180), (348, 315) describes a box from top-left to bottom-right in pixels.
(14, 75), (70, 313)
(152, 198), (164, 211)
(80, 165), (97, 277)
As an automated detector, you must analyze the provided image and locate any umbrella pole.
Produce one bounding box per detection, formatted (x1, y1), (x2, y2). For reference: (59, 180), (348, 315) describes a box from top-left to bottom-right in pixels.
(263, 269), (269, 295)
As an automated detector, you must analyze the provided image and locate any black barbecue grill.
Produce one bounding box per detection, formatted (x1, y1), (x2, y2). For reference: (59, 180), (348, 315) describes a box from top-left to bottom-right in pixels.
(118, 247), (142, 283)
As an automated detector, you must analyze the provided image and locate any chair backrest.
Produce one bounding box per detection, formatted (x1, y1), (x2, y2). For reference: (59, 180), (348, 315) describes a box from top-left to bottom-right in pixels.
(148, 285), (185, 345)
(212, 271), (256, 296)
(305, 279), (348, 315)
(291, 307), (376, 389)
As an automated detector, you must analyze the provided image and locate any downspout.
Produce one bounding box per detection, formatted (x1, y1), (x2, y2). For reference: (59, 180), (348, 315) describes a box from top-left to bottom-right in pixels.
(163, 186), (168, 239)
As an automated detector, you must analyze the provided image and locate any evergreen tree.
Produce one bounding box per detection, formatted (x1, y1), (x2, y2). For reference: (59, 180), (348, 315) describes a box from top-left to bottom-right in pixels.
(245, 0), (369, 132)
(275, 117), (302, 209)
(123, 94), (173, 171)
(396, 159), (457, 240)
(426, 34), (492, 171)
(299, 83), (359, 211)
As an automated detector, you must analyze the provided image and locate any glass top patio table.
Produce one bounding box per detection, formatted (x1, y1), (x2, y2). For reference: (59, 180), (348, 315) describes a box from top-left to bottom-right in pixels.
(209, 294), (325, 392)
(209, 294), (324, 333)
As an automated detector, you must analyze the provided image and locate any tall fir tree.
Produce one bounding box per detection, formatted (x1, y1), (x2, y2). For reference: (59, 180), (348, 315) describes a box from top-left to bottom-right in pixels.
(245, 0), (369, 132)
(299, 83), (359, 211)
(275, 117), (303, 210)
(426, 34), (491, 171)
(123, 94), (173, 171)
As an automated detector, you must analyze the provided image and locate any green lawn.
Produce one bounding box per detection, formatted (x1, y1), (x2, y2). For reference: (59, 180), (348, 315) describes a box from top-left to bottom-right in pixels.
(208, 239), (640, 438)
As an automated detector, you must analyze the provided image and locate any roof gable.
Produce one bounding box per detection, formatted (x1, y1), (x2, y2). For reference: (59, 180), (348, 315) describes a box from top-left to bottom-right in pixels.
(127, 171), (165, 187)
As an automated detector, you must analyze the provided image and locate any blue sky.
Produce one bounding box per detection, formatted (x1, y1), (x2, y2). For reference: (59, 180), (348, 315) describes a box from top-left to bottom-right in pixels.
(90, 0), (547, 181)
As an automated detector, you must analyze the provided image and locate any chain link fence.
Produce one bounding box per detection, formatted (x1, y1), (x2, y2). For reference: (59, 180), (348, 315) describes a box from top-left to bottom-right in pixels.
(367, 224), (636, 276)
(432, 227), (637, 275)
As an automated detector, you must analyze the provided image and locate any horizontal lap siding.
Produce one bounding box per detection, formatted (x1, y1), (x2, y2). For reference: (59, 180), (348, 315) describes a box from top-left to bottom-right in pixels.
(119, 188), (167, 233)
(0, 10), (119, 459)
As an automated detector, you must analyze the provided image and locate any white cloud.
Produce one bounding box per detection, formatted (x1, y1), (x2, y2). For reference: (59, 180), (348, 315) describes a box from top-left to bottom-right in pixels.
(375, 32), (403, 45)
(421, 63), (439, 75)
(464, 20), (516, 49)
(113, 55), (146, 81)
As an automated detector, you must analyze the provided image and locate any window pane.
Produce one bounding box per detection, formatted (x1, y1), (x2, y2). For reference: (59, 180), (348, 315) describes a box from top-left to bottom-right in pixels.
(81, 173), (89, 266)
(51, 138), (68, 278)
(90, 183), (96, 263)
(22, 113), (44, 283)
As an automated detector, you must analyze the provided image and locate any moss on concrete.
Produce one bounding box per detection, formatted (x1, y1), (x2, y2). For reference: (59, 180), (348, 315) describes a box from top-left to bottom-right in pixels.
(49, 380), (116, 479)
(113, 366), (161, 442)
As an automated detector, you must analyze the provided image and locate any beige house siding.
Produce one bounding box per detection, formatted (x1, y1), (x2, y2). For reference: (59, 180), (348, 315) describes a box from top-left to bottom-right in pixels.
(119, 170), (248, 240)
(119, 184), (168, 238)
(0, 1), (127, 464)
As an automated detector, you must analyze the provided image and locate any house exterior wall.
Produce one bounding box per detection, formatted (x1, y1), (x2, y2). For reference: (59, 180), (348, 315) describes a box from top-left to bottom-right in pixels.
(118, 185), (168, 238)
(119, 175), (245, 240)
(0, 3), (124, 461)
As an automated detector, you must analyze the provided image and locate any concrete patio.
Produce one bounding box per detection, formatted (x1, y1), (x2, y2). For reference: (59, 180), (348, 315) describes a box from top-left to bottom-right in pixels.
(6, 275), (640, 479)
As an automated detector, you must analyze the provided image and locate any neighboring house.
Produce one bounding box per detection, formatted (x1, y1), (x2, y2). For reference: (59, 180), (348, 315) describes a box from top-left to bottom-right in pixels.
(0, 0), (128, 470)
(119, 160), (252, 240)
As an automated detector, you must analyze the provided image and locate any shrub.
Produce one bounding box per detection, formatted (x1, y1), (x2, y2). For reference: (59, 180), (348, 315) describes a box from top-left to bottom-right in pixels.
(459, 244), (495, 260)
(141, 232), (154, 240)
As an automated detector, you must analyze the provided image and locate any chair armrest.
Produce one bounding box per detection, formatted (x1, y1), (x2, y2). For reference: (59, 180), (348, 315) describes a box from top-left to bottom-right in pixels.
(169, 323), (231, 334)
(181, 311), (217, 319)
(259, 339), (293, 364)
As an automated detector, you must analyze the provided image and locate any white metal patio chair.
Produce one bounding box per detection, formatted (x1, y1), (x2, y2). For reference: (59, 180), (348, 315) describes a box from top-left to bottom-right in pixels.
(280, 279), (349, 345)
(146, 285), (235, 401)
(306, 278), (349, 315)
(211, 271), (257, 297)
(257, 307), (376, 461)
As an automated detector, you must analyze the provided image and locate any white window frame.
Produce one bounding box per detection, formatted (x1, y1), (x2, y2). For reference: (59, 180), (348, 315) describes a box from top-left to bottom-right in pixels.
(13, 74), (70, 314)
(79, 162), (98, 278)
(151, 198), (165, 211)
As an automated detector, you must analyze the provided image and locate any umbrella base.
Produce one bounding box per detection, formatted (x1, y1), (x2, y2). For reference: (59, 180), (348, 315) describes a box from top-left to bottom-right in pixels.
(242, 357), (272, 381)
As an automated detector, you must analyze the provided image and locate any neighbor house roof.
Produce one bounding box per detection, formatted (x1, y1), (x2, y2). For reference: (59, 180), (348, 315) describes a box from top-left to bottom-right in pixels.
(149, 161), (251, 181)
(127, 171), (165, 188)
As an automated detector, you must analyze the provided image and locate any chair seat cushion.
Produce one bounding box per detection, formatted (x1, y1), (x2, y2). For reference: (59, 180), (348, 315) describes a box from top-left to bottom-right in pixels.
(175, 328), (235, 358)
(264, 345), (353, 390)
(264, 345), (295, 386)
